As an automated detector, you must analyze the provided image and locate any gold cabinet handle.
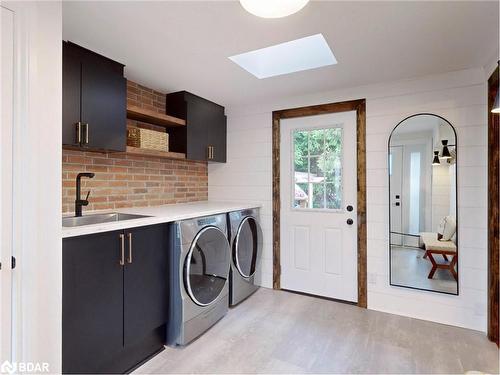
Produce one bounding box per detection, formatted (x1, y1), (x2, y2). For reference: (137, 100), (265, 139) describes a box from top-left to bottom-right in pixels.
(76, 122), (82, 144)
(127, 233), (133, 264)
(84, 123), (89, 145)
(119, 234), (125, 266)
(211, 146), (215, 160)
(207, 145), (211, 160)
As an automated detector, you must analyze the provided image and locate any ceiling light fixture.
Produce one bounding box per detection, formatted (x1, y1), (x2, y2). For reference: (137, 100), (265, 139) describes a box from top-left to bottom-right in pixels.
(240, 0), (309, 18)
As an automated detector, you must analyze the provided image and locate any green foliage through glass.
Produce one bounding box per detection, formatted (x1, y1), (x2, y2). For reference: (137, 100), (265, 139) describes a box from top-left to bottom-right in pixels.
(293, 127), (343, 209)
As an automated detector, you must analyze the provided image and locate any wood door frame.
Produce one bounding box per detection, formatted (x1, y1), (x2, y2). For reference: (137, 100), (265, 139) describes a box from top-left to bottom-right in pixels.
(487, 66), (499, 346)
(272, 99), (367, 308)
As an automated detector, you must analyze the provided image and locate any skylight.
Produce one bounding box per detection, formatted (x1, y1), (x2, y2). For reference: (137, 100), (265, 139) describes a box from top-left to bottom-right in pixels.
(228, 34), (337, 79)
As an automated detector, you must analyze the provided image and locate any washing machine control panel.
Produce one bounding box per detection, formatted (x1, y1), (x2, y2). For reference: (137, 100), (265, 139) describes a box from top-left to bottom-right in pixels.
(197, 217), (217, 226)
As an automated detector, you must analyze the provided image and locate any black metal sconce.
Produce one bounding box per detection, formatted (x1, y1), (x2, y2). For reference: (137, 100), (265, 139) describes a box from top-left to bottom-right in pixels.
(432, 151), (440, 165)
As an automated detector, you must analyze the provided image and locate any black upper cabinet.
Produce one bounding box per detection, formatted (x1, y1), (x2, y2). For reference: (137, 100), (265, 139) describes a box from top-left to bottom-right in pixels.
(62, 45), (82, 147)
(166, 91), (227, 163)
(62, 41), (126, 152)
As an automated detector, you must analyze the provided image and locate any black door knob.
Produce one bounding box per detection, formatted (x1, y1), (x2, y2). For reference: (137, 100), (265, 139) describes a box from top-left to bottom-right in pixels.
(347, 218), (354, 225)
(346, 205), (353, 212)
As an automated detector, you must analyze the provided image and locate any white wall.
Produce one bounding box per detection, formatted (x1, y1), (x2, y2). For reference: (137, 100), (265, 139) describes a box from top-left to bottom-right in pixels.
(209, 68), (488, 332)
(5, 1), (63, 371)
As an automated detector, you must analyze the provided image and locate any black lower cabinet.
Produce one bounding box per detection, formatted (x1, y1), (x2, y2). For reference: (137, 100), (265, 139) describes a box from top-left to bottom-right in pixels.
(124, 225), (168, 345)
(63, 225), (168, 374)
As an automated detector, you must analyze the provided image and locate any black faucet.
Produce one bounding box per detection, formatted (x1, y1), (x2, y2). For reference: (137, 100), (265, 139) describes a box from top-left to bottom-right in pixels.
(75, 172), (95, 217)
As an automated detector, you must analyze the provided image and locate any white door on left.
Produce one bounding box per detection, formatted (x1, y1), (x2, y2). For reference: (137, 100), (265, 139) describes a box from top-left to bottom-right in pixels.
(1, 4), (14, 364)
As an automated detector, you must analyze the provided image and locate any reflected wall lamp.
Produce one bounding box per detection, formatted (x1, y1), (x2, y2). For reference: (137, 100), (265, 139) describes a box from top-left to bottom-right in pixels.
(432, 151), (441, 166)
(441, 140), (451, 159)
(433, 140), (455, 165)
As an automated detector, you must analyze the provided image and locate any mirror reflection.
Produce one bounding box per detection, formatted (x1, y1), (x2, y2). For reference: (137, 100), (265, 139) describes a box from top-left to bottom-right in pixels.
(389, 114), (458, 295)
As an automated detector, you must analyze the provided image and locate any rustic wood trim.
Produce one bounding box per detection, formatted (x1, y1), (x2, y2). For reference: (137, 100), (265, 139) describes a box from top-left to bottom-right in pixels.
(272, 99), (368, 308)
(272, 112), (281, 289)
(488, 66), (499, 346)
(356, 101), (367, 308)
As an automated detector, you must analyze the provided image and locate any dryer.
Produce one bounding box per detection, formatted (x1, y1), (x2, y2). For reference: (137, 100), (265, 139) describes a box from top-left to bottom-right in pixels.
(228, 208), (263, 306)
(167, 214), (230, 346)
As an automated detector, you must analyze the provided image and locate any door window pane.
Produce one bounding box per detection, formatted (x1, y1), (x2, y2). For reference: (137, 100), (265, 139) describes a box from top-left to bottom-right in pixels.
(292, 126), (343, 210)
(311, 183), (324, 209)
(308, 129), (324, 156)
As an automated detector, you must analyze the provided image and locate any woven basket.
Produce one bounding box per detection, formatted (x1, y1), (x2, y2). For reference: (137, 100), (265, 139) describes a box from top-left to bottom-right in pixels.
(127, 127), (169, 152)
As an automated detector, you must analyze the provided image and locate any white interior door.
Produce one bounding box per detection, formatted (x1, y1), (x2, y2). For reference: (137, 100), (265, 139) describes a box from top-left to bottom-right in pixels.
(1, 4), (14, 364)
(280, 111), (358, 302)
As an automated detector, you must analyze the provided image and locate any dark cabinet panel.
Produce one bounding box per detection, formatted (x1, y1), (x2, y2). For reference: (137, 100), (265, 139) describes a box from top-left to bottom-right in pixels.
(63, 230), (124, 374)
(166, 91), (227, 163)
(62, 45), (82, 147)
(63, 224), (168, 374)
(124, 225), (168, 346)
(207, 106), (227, 163)
(185, 96), (211, 161)
(62, 41), (126, 152)
(81, 56), (126, 151)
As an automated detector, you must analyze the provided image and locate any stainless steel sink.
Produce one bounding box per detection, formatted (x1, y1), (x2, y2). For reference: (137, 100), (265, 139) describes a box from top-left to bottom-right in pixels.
(62, 213), (150, 228)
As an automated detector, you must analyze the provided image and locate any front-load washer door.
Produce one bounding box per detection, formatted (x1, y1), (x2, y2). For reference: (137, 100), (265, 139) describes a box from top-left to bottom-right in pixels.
(234, 216), (263, 278)
(184, 226), (230, 306)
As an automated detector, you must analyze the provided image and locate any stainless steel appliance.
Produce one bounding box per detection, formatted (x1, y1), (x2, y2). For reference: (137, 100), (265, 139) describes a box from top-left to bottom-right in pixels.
(228, 208), (263, 306)
(167, 214), (230, 346)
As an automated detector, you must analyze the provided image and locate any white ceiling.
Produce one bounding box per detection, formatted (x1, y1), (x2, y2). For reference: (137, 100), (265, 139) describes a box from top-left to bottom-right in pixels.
(63, 1), (499, 108)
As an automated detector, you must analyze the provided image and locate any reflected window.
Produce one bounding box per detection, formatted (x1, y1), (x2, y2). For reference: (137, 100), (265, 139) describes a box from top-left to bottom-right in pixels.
(409, 151), (421, 234)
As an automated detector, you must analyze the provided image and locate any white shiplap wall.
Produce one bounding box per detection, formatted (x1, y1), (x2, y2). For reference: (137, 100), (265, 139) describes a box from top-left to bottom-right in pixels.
(209, 68), (488, 332)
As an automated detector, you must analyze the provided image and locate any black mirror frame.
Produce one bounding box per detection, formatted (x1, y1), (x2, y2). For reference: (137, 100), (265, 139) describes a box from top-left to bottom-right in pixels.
(388, 113), (459, 296)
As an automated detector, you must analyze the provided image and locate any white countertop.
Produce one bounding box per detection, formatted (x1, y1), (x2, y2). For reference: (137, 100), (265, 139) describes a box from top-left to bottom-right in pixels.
(62, 201), (261, 238)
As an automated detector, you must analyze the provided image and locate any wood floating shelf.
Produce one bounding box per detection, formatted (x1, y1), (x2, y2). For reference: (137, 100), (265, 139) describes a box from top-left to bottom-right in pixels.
(125, 146), (186, 160)
(127, 105), (186, 128)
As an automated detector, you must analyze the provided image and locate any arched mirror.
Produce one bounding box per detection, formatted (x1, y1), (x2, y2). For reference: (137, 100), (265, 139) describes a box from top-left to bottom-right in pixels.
(389, 114), (458, 295)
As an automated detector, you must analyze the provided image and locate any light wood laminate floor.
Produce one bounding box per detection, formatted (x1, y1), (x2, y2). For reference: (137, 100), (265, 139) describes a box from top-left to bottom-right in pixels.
(135, 288), (499, 374)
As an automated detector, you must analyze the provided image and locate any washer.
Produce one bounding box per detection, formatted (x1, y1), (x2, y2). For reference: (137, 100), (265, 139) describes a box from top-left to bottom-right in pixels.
(167, 214), (230, 346)
(228, 208), (263, 306)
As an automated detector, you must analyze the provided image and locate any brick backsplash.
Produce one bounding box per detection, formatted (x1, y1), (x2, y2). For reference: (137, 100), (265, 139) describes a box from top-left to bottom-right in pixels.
(62, 80), (208, 214)
(126, 80), (165, 114)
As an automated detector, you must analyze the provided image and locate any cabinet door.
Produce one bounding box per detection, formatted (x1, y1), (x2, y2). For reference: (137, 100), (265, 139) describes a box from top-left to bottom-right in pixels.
(208, 111), (227, 163)
(62, 43), (82, 147)
(63, 231), (124, 374)
(81, 56), (126, 152)
(123, 225), (168, 347)
(185, 97), (210, 161)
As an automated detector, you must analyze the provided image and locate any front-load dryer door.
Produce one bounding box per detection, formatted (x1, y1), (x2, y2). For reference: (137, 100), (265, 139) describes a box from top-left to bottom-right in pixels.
(184, 226), (230, 306)
(234, 216), (263, 278)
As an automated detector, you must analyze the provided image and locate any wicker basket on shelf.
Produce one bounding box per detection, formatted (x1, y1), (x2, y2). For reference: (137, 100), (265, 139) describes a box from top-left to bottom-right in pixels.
(127, 127), (169, 152)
